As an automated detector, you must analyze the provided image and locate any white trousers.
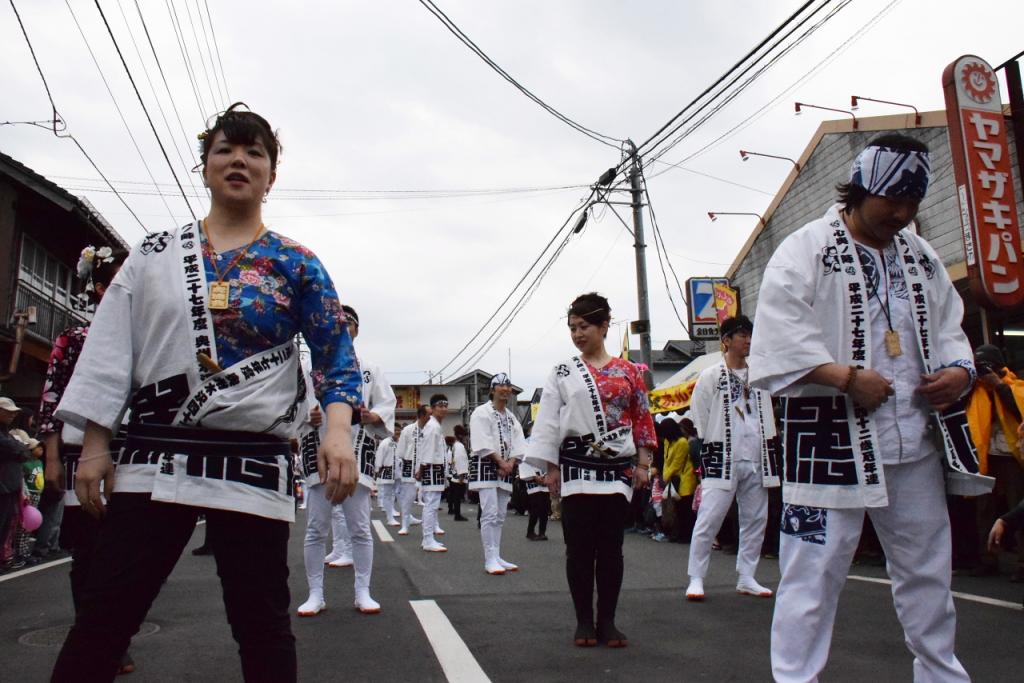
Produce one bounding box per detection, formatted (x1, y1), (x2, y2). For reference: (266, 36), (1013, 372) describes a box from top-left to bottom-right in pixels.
(398, 480), (418, 526)
(330, 502), (352, 558)
(771, 455), (969, 683)
(377, 482), (397, 518)
(478, 487), (510, 561)
(303, 484), (374, 598)
(421, 490), (442, 544)
(687, 459), (768, 579)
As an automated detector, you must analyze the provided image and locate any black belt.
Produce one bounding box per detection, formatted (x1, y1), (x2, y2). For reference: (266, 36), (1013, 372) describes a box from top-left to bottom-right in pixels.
(125, 423), (290, 458)
(559, 436), (632, 472)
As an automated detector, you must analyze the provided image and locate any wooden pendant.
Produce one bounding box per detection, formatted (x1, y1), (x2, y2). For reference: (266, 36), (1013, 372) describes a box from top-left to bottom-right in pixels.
(208, 281), (230, 310)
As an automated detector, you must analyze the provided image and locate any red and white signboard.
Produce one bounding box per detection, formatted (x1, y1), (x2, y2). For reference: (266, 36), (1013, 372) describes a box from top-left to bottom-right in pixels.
(944, 55), (1024, 310)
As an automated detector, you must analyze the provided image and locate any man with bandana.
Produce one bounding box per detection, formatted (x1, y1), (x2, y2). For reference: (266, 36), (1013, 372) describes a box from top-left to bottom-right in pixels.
(750, 134), (990, 682)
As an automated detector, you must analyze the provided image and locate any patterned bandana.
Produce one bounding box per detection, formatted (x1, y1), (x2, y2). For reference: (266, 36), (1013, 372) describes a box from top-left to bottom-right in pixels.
(490, 372), (512, 388)
(849, 145), (931, 200)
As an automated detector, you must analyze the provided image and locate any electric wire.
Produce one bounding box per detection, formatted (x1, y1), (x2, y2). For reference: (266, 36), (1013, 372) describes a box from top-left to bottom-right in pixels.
(115, 0), (207, 203)
(133, 0), (210, 183)
(642, 0), (849, 170)
(202, 0), (230, 102)
(195, 0), (227, 106)
(656, 0), (902, 169)
(639, 165), (690, 334)
(93, 0), (197, 219)
(417, 0), (623, 149)
(64, 0), (178, 225)
(632, 0), (819, 160)
(428, 188), (597, 382)
(7, 0), (146, 230)
(165, 0), (208, 121)
(182, 0), (220, 111)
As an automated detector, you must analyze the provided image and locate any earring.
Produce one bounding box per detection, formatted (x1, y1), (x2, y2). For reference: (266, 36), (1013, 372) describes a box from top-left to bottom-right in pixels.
(262, 195), (268, 204)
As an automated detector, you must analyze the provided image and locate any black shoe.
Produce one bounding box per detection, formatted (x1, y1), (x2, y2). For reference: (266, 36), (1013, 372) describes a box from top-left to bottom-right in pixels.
(191, 545), (213, 556)
(573, 622), (597, 647)
(596, 621), (627, 648)
(536, 534), (548, 541)
(454, 516), (468, 521)
(527, 532), (538, 540)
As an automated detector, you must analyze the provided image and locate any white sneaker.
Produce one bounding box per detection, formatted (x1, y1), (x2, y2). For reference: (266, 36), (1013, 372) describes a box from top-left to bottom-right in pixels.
(297, 595), (326, 616)
(422, 541), (448, 552)
(685, 577), (705, 601)
(736, 576), (773, 597)
(354, 594), (381, 614)
(484, 559), (506, 575)
(386, 519), (401, 527)
(497, 557), (518, 572)
(398, 526), (409, 536)
(324, 550), (343, 564)
(435, 526), (445, 536)
(328, 554), (354, 568)
(410, 517), (422, 526)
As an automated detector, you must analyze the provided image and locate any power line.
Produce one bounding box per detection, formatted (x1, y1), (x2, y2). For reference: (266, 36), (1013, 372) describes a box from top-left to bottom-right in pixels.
(643, 0), (852, 169)
(417, 0), (623, 149)
(64, 0), (178, 225)
(182, 0), (220, 111)
(633, 0), (820, 160)
(7, 0), (146, 230)
(132, 0), (208, 182)
(92, 0), (197, 219)
(114, 0), (207, 204)
(660, 0), (903, 168)
(202, 0), (230, 102)
(429, 188), (596, 381)
(164, 0), (208, 122)
(640, 165), (690, 333)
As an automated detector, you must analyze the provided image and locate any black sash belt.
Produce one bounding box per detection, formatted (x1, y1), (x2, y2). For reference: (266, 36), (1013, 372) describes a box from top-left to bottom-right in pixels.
(559, 436), (632, 472)
(126, 424), (290, 458)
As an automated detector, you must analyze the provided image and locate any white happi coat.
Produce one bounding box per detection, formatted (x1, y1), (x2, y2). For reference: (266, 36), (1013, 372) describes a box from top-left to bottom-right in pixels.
(690, 361), (779, 491)
(418, 416), (447, 492)
(352, 360), (396, 489)
(749, 205), (990, 508)
(525, 356), (639, 500)
(374, 437), (399, 484)
(56, 224), (305, 521)
(396, 422), (424, 484)
(468, 401), (526, 492)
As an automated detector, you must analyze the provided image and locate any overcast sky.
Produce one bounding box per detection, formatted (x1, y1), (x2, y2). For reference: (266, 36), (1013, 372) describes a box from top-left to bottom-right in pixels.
(3, 0), (1022, 397)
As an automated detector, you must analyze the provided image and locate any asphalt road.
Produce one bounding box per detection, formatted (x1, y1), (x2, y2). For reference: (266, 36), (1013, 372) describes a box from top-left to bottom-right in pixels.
(2, 500), (1022, 682)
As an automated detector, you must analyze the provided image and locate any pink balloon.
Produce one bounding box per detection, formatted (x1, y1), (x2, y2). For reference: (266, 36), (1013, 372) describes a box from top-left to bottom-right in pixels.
(21, 504), (43, 532)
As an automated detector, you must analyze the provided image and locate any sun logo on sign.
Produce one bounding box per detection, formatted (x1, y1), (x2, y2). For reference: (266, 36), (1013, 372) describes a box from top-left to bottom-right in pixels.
(961, 61), (997, 104)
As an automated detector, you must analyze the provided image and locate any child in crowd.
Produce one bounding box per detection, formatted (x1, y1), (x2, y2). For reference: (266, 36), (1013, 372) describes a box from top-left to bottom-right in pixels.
(650, 467), (668, 542)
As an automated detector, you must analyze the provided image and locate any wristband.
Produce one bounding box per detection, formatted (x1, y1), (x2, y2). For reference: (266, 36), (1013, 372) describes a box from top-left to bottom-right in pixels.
(840, 365), (858, 394)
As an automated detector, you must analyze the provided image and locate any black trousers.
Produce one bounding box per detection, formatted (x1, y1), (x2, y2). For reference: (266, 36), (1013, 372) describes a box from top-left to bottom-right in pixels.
(448, 481), (466, 516)
(561, 493), (628, 626)
(51, 493), (295, 683)
(527, 491), (550, 536)
(0, 490), (19, 558)
(61, 506), (103, 613)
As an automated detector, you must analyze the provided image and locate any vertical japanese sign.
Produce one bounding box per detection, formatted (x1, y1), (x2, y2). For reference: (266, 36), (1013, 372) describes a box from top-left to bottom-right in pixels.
(944, 55), (1024, 309)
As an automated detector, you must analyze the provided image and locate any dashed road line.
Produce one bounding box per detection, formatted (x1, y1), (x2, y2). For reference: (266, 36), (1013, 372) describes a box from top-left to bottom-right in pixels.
(0, 557), (72, 584)
(410, 599), (490, 682)
(372, 519), (395, 543)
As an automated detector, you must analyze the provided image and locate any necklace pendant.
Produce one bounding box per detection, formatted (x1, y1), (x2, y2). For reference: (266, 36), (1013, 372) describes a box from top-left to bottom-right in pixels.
(885, 329), (903, 358)
(209, 281), (230, 310)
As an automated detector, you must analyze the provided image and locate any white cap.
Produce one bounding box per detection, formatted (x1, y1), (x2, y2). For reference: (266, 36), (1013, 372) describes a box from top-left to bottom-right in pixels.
(0, 396), (22, 412)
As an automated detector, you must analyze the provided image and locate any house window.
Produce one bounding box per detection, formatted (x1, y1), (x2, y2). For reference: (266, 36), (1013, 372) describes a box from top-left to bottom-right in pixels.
(18, 234), (74, 306)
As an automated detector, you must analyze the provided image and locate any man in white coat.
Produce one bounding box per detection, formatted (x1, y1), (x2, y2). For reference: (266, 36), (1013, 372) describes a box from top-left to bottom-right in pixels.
(750, 134), (990, 682)
(299, 305), (396, 616)
(686, 315), (779, 601)
(396, 406), (429, 535)
(375, 424), (402, 526)
(417, 394), (449, 552)
(469, 373), (526, 574)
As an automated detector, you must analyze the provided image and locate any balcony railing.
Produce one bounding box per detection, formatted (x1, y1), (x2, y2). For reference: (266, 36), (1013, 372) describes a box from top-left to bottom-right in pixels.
(7, 282), (90, 344)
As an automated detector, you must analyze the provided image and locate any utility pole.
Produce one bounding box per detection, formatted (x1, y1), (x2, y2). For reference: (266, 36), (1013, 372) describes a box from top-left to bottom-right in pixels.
(627, 141), (654, 387)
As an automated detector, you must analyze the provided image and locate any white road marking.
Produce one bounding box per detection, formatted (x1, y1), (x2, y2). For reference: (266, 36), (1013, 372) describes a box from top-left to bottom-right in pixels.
(372, 519), (394, 543)
(410, 599), (491, 683)
(848, 574), (1023, 610)
(0, 556), (72, 584)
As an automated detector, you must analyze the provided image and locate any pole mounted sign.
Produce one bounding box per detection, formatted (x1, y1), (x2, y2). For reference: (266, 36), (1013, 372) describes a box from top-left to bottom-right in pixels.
(686, 277), (734, 340)
(944, 54), (1024, 310)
